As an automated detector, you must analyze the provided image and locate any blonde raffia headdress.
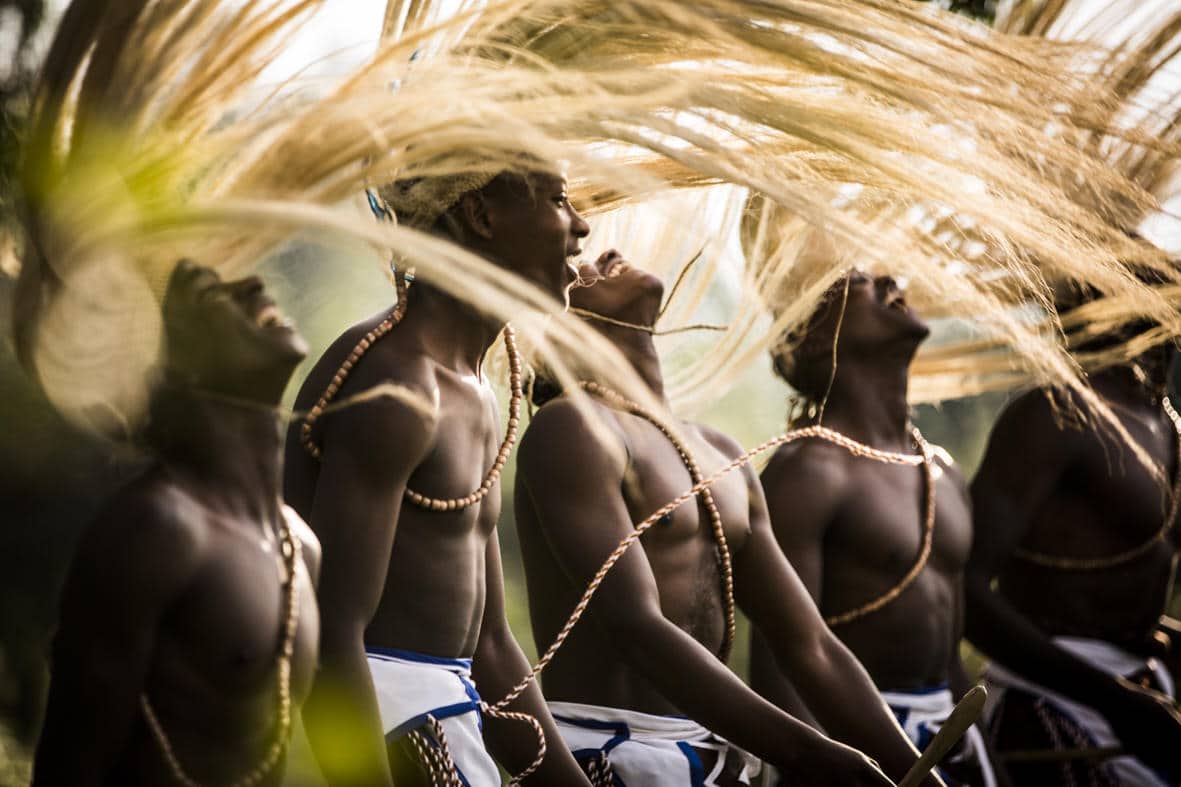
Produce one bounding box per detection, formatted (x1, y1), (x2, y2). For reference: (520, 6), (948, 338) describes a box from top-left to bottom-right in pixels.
(9, 0), (1180, 443)
(378, 171), (500, 230)
(718, 0), (1181, 473)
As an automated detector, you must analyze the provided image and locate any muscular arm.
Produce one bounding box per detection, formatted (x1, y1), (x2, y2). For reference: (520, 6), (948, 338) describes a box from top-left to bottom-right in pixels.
(472, 528), (592, 785)
(516, 404), (887, 783)
(298, 396), (434, 787)
(967, 392), (1181, 773)
(966, 395), (1131, 709)
(751, 447), (840, 727)
(33, 487), (202, 786)
(739, 448), (931, 786)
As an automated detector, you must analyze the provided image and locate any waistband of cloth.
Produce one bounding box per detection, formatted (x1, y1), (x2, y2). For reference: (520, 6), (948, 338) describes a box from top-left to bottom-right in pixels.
(365, 650), (484, 741)
(549, 700), (712, 740)
(990, 636), (1149, 685)
(988, 635), (1174, 700)
(366, 646), (473, 675)
(1053, 636), (1154, 676)
(881, 683), (954, 714)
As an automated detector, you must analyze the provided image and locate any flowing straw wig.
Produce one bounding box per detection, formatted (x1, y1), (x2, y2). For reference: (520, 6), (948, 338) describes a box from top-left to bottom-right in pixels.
(10, 0), (1180, 440)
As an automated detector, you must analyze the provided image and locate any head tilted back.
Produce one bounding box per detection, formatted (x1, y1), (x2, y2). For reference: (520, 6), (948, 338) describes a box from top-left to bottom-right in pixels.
(741, 189), (880, 404)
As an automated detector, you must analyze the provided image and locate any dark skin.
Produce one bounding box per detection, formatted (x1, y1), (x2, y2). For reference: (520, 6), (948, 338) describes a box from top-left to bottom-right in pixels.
(33, 261), (322, 787)
(517, 254), (941, 786)
(967, 343), (1181, 779)
(284, 172), (593, 786)
(753, 270), (992, 785)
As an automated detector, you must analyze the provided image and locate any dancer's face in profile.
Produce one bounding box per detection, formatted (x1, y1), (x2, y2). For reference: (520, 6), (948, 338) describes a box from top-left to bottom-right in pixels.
(803, 269), (930, 356)
(162, 260), (308, 399)
(782, 268), (929, 397)
(471, 171), (590, 309)
(569, 250), (664, 327)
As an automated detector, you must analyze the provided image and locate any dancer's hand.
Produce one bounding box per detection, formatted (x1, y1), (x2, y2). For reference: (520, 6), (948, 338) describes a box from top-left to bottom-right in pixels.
(802, 741), (894, 787)
(1107, 676), (1181, 779)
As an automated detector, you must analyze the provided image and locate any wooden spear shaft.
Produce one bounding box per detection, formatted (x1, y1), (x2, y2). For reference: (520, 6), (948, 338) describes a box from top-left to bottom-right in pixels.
(897, 685), (988, 787)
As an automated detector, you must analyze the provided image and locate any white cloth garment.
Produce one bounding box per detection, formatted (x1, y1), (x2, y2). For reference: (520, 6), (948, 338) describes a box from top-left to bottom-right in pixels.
(366, 647), (500, 787)
(986, 636), (1175, 786)
(550, 700), (761, 786)
(881, 684), (998, 787)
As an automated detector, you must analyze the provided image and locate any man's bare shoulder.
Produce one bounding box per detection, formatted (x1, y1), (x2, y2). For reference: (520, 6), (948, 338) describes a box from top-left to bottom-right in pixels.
(759, 439), (857, 536)
(282, 504), (322, 584)
(694, 423), (744, 461)
(986, 387), (1084, 460)
(295, 307), (440, 411)
(519, 396), (628, 475)
(306, 333), (441, 470)
(762, 437), (856, 493)
(998, 387), (1080, 435)
(69, 471), (209, 601)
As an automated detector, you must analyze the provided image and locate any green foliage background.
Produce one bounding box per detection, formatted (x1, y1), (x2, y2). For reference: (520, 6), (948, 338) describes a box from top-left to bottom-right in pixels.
(7, 2), (1181, 783)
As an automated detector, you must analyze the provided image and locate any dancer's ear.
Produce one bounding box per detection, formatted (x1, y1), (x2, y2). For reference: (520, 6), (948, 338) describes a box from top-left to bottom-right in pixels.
(457, 191), (494, 240)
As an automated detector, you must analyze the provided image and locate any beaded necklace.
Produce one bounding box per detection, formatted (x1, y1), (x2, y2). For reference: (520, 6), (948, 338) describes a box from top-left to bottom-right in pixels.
(298, 273), (538, 784)
(299, 273), (523, 511)
(1014, 395), (1181, 571)
(141, 508), (302, 787)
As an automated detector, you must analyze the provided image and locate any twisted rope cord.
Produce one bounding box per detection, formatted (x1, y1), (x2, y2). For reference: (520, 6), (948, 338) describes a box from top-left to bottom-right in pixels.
(1015, 395), (1181, 570)
(578, 380), (736, 662)
(476, 704), (547, 784)
(824, 427), (936, 627)
(487, 423), (929, 714)
(584, 751), (615, 787)
(1033, 698), (1081, 787)
(299, 273), (524, 513)
(569, 307), (727, 335)
(407, 715), (462, 787)
(141, 511), (302, 787)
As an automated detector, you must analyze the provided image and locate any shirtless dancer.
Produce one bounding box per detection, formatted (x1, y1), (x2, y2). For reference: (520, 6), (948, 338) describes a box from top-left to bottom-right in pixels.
(752, 268), (998, 787)
(516, 252), (942, 786)
(967, 316), (1181, 785)
(33, 261), (321, 786)
(285, 169), (593, 785)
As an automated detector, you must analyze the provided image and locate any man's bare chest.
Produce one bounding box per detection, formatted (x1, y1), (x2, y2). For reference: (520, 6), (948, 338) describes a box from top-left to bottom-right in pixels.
(621, 430), (752, 552)
(409, 382), (501, 501)
(1035, 438), (1179, 554)
(831, 464), (972, 577)
(157, 535), (319, 698)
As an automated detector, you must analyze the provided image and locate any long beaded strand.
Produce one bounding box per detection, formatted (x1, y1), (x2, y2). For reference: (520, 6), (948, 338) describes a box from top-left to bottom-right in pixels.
(141, 509), (302, 787)
(1015, 395), (1181, 570)
(299, 273), (523, 512)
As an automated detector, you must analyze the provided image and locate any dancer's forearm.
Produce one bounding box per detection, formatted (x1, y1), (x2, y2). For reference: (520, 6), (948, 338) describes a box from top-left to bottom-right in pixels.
(613, 611), (843, 770)
(474, 622), (592, 786)
(304, 635), (392, 787)
(788, 634), (942, 786)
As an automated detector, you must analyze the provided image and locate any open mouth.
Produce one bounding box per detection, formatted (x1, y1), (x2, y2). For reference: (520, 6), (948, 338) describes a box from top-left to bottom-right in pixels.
(254, 302), (292, 329)
(603, 256), (629, 279)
